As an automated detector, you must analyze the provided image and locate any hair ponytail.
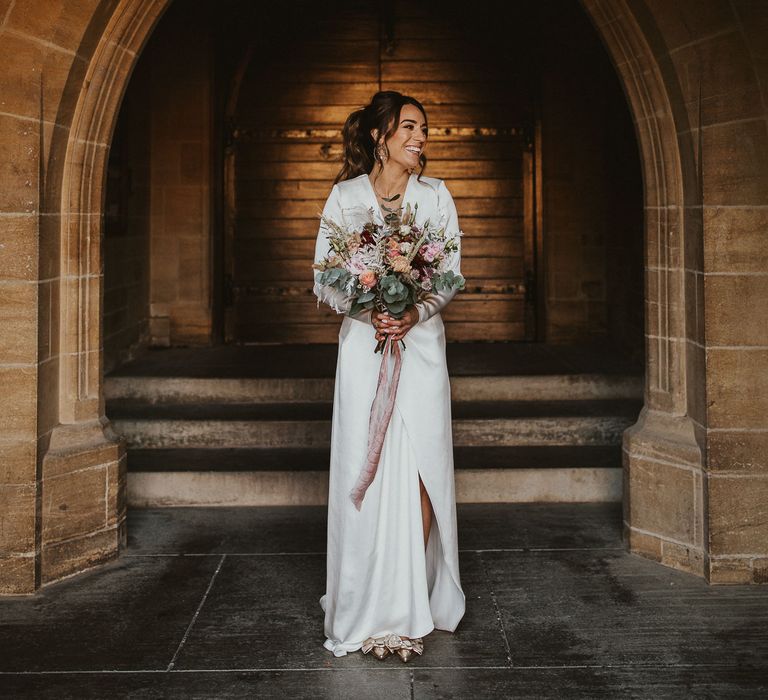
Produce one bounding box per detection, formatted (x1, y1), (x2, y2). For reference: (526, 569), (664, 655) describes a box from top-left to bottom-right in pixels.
(334, 107), (375, 184)
(334, 91), (428, 185)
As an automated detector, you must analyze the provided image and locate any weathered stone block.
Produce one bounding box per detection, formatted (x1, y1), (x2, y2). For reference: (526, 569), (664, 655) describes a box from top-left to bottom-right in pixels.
(671, 31), (761, 126)
(0, 281), (37, 364)
(41, 526), (119, 586)
(661, 540), (705, 576)
(708, 431), (768, 473)
(5, 0), (104, 55)
(106, 454), (127, 530)
(627, 528), (662, 562)
(708, 474), (768, 556)
(704, 207), (768, 274)
(703, 120), (768, 205)
(0, 367), (36, 437)
(706, 349), (768, 429)
(708, 557), (754, 584)
(0, 439), (36, 484)
(0, 483), (37, 553)
(644, 0), (735, 50)
(705, 274), (768, 346)
(0, 114), (38, 214)
(162, 185), (204, 231)
(629, 456), (697, 544)
(0, 554), (36, 595)
(0, 214), (37, 280)
(41, 467), (107, 545)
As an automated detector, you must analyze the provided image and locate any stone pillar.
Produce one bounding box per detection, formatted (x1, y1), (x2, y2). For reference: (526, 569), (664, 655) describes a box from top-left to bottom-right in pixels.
(146, 1), (214, 347)
(584, 0), (768, 582)
(583, 0), (708, 577)
(0, 143), (40, 593)
(0, 0), (170, 594)
(699, 0), (768, 582)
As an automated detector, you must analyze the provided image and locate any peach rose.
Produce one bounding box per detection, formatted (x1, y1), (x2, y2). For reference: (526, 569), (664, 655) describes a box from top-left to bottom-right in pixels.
(391, 256), (411, 273)
(359, 269), (377, 288)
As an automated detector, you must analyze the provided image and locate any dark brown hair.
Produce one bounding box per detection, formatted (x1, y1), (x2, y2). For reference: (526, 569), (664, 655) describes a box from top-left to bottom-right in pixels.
(334, 91), (428, 184)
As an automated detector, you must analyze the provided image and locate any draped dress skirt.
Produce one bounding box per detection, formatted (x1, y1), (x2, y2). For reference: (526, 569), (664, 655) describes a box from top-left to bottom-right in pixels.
(319, 308), (466, 656)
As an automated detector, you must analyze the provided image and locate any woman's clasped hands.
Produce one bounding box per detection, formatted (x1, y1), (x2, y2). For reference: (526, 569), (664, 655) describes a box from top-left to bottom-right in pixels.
(372, 306), (419, 344)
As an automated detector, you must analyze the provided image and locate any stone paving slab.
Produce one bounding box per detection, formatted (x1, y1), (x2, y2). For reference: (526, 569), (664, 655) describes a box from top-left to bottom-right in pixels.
(125, 506), (329, 555)
(485, 548), (768, 668)
(412, 667), (768, 699)
(173, 551), (508, 671)
(0, 556), (221, 673)
(1, 504), (766, 698)
(125, 503), (624, 555)
(0, 669), (413, 699)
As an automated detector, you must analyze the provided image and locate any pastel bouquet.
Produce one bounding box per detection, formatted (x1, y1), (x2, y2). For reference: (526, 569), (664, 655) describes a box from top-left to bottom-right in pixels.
(312, 199), (465, 353)
(313, 193), (465, 510)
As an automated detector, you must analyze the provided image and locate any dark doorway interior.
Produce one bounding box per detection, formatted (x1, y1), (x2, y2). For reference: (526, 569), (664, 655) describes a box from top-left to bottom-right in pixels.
(103, 0), (643, 369)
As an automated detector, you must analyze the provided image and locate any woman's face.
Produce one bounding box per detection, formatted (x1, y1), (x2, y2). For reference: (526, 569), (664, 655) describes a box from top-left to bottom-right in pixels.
(377, 103), (428, 171)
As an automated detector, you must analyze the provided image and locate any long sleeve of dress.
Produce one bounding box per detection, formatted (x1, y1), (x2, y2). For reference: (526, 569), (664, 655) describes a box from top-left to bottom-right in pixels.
(414, 179), (463, 323)
(313, 183), (373, 324)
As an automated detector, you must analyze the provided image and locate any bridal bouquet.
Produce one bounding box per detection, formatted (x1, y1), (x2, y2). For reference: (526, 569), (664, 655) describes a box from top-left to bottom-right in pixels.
(312, 199), (465, 353)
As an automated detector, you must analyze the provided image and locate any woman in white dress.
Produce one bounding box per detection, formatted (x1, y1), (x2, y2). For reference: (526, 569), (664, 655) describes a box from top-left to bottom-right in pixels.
(315, 91), (466, 662)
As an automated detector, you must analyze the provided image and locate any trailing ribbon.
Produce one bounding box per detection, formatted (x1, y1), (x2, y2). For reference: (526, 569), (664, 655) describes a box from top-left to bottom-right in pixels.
(349, 335), (403, 510)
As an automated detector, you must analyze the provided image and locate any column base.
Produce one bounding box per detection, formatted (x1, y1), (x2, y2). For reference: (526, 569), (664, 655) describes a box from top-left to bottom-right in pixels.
(40, 418), (126, 587)
(622, 406), (706, 578)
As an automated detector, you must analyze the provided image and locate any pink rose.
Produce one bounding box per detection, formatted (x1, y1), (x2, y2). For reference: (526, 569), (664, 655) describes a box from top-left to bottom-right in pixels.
(359, 269), (377, 288)
(422, 241), (443, 263)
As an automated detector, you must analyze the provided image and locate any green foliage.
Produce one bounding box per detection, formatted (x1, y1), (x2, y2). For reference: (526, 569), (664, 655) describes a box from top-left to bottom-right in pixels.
(318, 267), (351, 289)
(432, 270), (466, 292)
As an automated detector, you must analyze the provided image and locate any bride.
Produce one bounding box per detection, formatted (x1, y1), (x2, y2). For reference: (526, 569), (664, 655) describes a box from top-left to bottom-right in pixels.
(314, 91), (466, 662)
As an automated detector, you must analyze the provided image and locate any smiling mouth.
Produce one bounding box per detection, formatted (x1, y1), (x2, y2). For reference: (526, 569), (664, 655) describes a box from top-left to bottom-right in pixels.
(405, 146), (422, 155)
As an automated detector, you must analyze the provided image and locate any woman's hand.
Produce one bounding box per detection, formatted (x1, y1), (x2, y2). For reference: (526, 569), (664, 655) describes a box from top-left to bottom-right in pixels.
(372, 306), (419, 343)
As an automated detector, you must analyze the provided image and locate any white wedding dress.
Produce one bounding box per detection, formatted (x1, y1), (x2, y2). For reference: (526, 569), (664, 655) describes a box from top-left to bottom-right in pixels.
(314, 172), (466, 656)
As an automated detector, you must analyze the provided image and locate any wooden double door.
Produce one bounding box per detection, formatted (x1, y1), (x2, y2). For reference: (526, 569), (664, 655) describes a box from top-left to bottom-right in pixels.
(223, 0), (539, 344)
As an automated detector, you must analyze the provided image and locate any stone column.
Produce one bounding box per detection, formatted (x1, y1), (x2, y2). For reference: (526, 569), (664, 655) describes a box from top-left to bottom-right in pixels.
(0, 0), (170, 594)
(583, 0), (709, 576)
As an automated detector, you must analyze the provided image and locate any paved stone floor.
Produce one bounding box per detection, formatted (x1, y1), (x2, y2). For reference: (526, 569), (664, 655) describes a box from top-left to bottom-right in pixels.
(1, 504), (767, 698)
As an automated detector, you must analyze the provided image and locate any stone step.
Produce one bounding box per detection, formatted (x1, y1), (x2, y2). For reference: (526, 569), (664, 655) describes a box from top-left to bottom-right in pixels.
(125, 444), (622, 472)
(110, 346), (641, 506)
(127, 467), (622, 507)
(113, 415), (636, 450)
(105, 373), (644, 405)
(107, 398), (641, 421)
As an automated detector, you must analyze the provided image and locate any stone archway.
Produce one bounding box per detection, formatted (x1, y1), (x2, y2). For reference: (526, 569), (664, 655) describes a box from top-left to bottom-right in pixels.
(581, 0), (707, 576)
(3, 0), (765, 594)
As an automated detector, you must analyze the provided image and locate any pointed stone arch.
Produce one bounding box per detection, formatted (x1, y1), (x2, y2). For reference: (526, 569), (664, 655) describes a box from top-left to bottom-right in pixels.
(7, 0), (756, 594)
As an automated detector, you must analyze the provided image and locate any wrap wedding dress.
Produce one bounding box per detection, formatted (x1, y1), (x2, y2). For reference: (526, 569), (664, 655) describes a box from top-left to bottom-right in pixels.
(314, 171), (466, 657)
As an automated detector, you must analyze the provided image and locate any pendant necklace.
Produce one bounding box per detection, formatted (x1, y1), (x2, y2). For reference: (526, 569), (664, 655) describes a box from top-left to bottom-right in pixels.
(373, 172), (408, 203)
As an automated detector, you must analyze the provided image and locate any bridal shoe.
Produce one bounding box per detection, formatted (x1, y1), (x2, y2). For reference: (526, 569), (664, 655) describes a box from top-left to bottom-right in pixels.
(361, 636), (391, 660)
(362, 634), (423, 663)
(395, 636), (424, 663)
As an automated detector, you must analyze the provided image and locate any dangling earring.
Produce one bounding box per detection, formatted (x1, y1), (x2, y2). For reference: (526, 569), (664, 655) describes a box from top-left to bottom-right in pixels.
(376, 142), (388, 164)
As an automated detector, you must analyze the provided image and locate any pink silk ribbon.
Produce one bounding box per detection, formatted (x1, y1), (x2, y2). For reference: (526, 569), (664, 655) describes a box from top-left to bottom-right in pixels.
(349, 335), (403, 510)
